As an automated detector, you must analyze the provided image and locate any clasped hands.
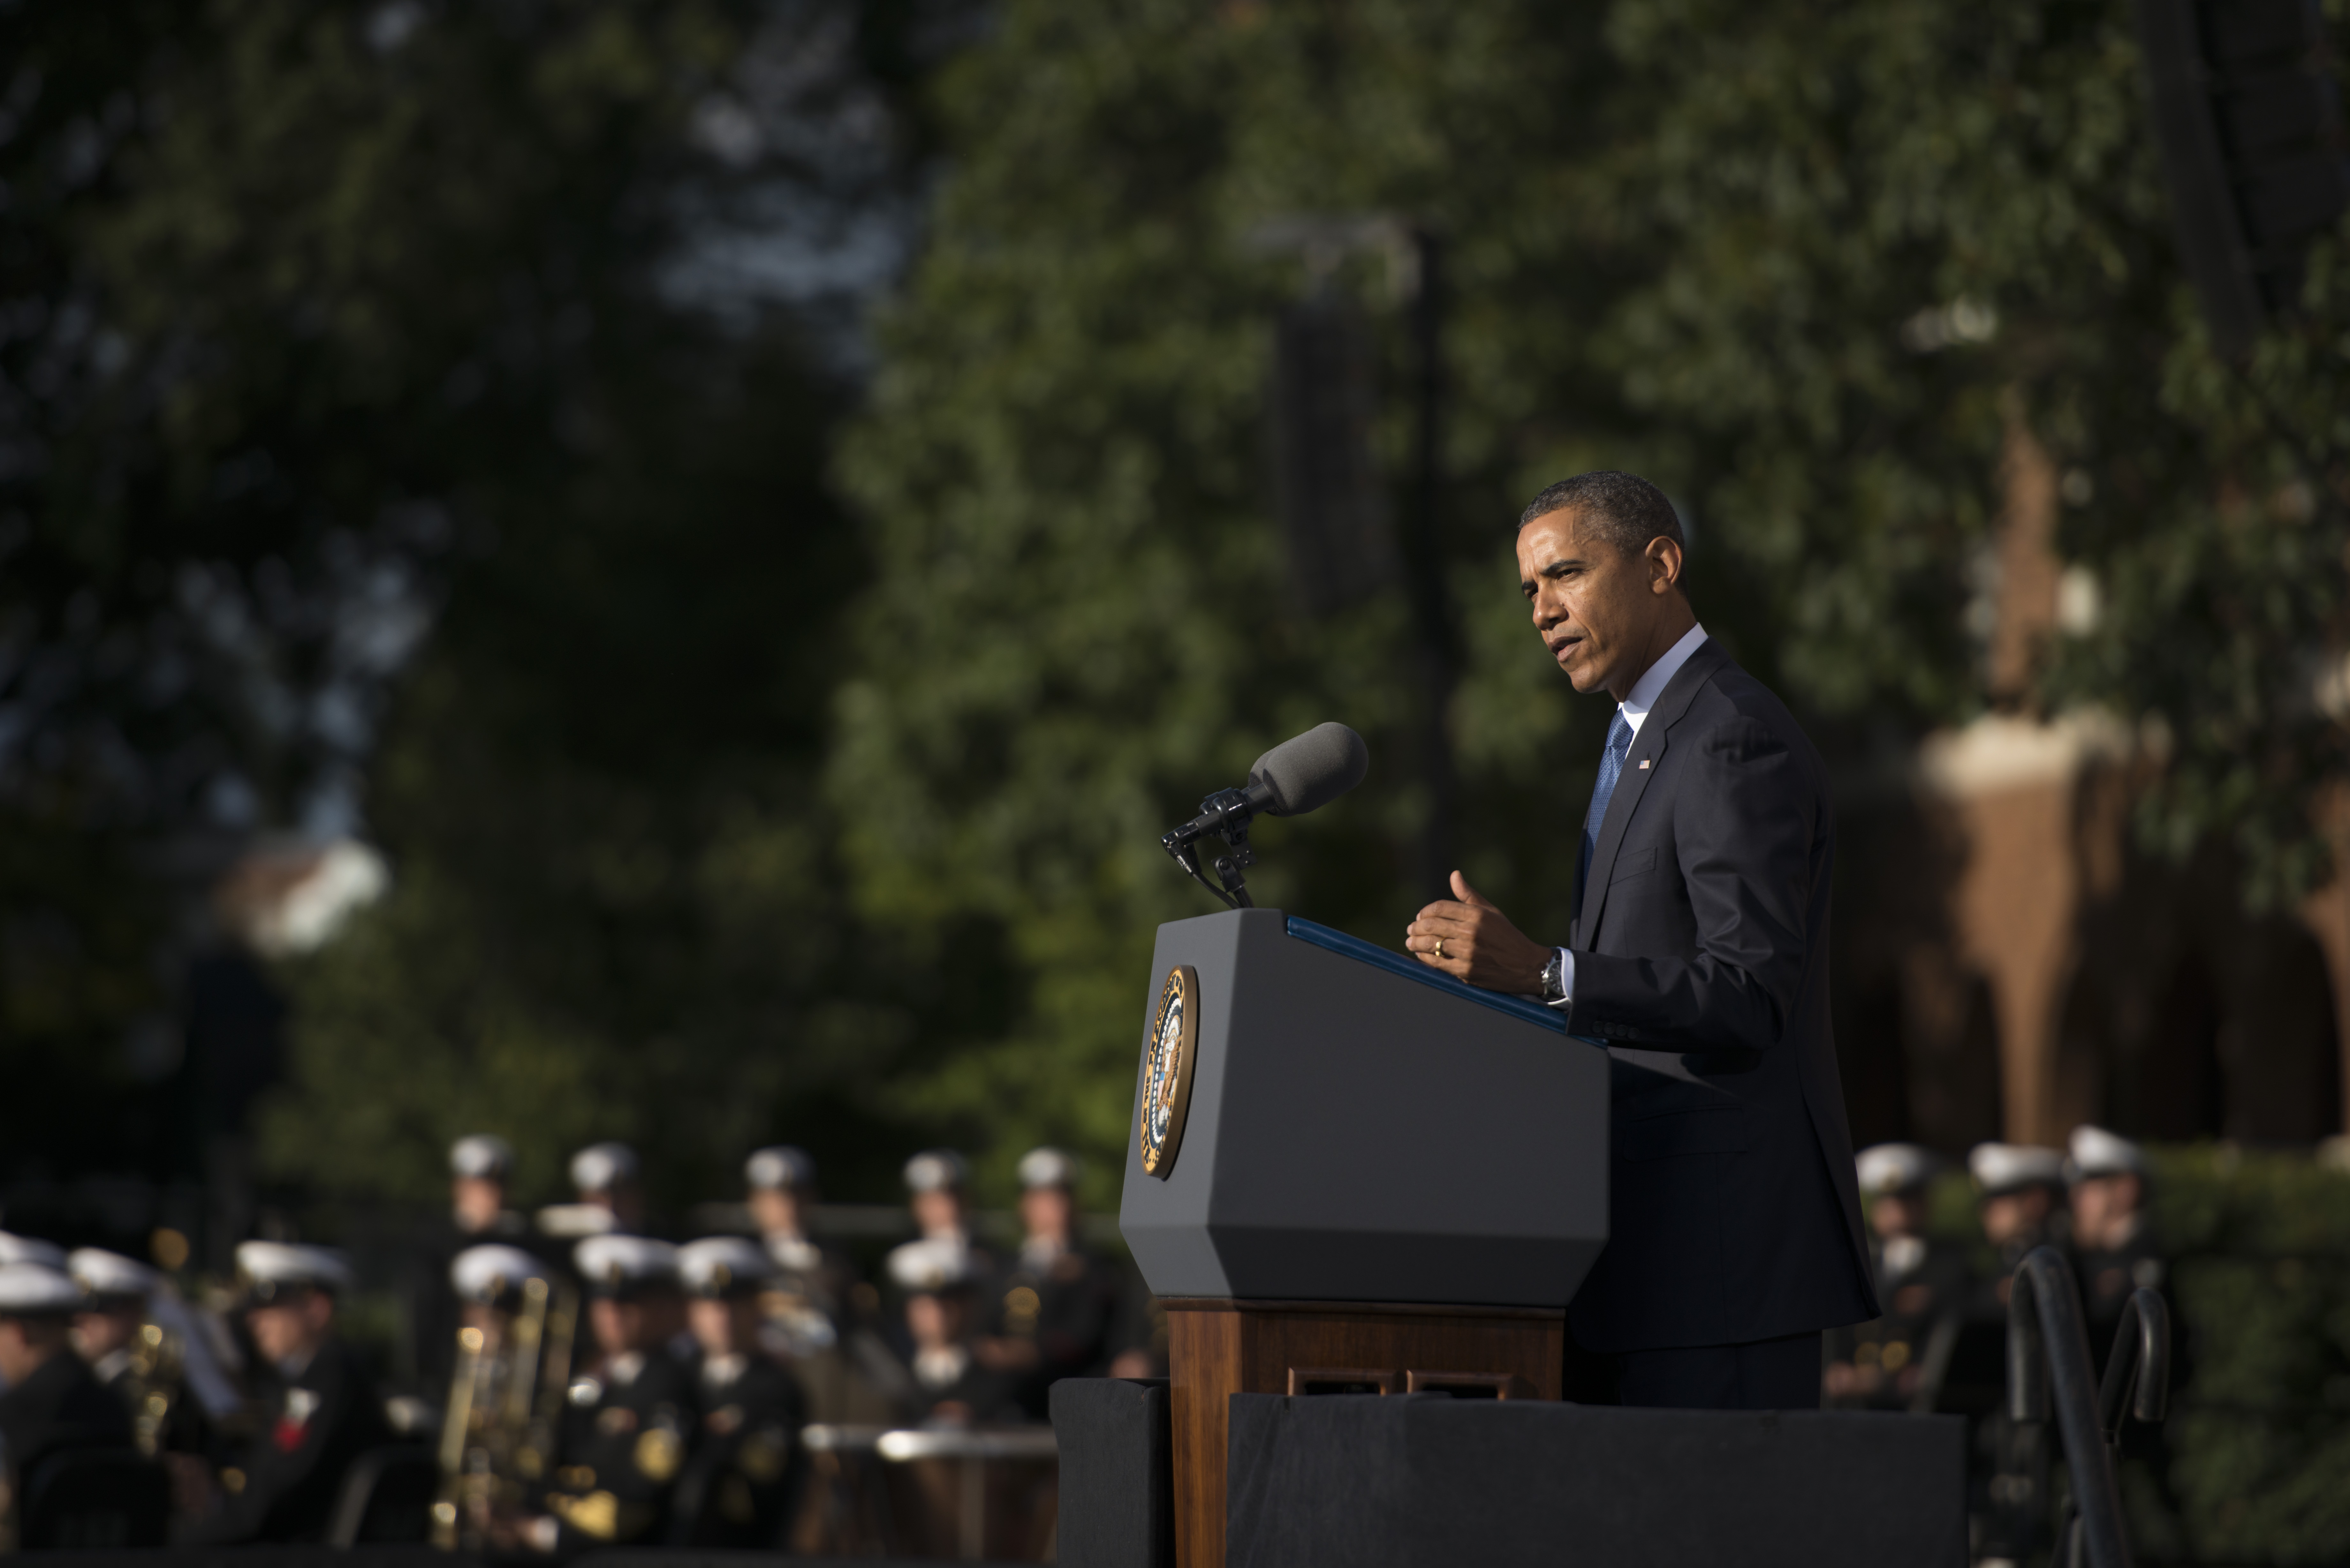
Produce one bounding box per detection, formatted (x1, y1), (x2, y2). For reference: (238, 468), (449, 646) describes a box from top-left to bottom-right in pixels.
(1405, 871), (1553, 996)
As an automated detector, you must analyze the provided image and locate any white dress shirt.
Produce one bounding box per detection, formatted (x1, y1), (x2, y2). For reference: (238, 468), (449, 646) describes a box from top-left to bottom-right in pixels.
(1548, 622), (1710, 1007)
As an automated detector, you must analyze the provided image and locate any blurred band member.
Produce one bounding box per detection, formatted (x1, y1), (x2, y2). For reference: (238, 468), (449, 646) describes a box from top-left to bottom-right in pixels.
(2067, 1126), (2163, 1326)
(889, 1240), (1012, 1427)
(671, 1237), (808, 1546)
(572, 1144), (647, 1235)
(975, 1148), (1118, 1419)
(1968, 1142), (2068, 1291)
(0, 1261), (133, 1494)
(412, 1136), (527, 1399)
(887, 1152), (992, 1293)
(182, 1243), (388, 1545)
(452, 1136), (525, 1239)
(744, 1147), (856, 1325)
(1822, 1145), (1965, 1411)
(504, 1236), (691, 1554)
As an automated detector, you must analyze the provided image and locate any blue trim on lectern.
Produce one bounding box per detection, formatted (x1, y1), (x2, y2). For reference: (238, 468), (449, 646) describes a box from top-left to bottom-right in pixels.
(1284, 916), (1571, 1035)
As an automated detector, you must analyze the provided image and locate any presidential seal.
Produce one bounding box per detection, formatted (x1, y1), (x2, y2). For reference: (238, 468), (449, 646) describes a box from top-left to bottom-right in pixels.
(1139, 964), (1200, 1179)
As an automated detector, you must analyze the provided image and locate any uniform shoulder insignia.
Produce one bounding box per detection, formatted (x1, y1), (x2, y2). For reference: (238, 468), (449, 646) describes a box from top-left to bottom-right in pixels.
(634, 1426), (683, 1482)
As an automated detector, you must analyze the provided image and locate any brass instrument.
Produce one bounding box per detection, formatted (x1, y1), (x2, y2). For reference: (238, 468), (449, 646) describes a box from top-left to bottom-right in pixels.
(127, 1321), (184, 1457)
(429, 1276), (580, 1551)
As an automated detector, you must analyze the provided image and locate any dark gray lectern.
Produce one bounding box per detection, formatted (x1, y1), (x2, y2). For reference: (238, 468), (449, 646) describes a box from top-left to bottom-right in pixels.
(1116, 908), (1609, 1568)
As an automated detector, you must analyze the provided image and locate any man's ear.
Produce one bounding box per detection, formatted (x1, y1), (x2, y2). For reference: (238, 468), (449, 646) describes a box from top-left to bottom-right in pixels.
(1646, 535), (1684, 595)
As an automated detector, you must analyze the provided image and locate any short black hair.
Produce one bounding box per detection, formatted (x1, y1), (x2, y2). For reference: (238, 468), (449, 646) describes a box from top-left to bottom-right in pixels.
(1517, 471), (1685, 559)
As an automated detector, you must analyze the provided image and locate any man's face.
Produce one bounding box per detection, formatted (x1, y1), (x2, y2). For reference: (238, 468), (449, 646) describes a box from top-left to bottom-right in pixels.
(2070, 1173), (2142, 1248)
(911, 1189), (963, 1239)
(688, 1296), (760, 1358)
(747, 1188), (803, 1238)
(1981, 1186), (2053, 1246)
(589, 1297), (646, 1357)
(1019, 1186), (1073, 1246)
(1868, 1192), (1925, 1241)
(246, 1290), (334, 1366)
(71, 1304), (142, 1362)
(452, 1176), (505, 1233)
(0, 1316), (64, 1384)
(905, 1291), (967, 1352)
(1516, 508), (1685, 699)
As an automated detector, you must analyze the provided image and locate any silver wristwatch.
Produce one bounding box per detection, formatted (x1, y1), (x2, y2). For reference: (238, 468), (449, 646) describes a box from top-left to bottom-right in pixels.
(1540, 949), (1568, 1003)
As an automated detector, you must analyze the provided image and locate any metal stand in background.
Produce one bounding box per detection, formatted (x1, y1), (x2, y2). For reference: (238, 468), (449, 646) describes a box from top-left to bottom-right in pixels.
(2006, 1247), (2166, 1568)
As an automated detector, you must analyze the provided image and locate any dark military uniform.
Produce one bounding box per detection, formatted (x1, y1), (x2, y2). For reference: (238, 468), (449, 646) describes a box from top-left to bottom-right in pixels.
(0, 1349), (134, 1483)
(984, 1242), (1120, 1421)
(539, 1350), (695, 1549)
(671, 1353), (808, 1546)
(184, 1340), (389, 1543)
(1826, 1233), (1970, 1412)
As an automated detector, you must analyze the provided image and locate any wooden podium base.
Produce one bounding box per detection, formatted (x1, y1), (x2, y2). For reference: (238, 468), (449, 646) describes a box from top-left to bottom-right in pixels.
(1162, 1297), (1566, 1568)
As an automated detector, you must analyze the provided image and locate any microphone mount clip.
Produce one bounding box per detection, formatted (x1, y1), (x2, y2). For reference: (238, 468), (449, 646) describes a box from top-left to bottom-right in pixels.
(1160, 782), (1273, 910)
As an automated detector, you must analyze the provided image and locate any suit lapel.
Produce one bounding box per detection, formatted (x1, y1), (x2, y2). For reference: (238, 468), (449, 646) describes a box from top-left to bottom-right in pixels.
(1573, 639), (1729, 950)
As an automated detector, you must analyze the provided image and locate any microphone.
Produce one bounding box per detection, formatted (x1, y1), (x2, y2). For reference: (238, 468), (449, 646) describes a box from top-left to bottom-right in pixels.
(1162, 723), (1368, 908)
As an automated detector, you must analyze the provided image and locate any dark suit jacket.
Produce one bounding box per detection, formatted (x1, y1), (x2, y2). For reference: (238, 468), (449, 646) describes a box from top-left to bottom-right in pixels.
(1563, 638), (1878, 1353)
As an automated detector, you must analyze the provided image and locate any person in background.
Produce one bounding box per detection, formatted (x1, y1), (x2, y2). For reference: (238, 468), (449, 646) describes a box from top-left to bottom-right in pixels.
(411, 1135), (528, 1400)
(500, 1235), (692, 1554)
(897, 1151), (982, 1254)
(2067, 1125), (2162, 1329)
(66, 1249), (241, 1467)
(572, 1144), (649, 1236)
(181, 1242), (389, 1545)
(1822, 1144), (1968, 1412)
(744, 1147), (858, 1336)
(670, 1237), (808, 1547)
(0, 1259), (133, 1517)
(889, 1240), (1013, 1426)
(973, 1148), (1119, 1420)
(1968, 1142), (2068, 1297)
(1964, 1142), (2068, 1567)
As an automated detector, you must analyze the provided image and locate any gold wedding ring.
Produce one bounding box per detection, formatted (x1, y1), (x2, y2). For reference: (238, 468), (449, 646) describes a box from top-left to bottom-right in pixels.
(1434, 938), (1446, 959)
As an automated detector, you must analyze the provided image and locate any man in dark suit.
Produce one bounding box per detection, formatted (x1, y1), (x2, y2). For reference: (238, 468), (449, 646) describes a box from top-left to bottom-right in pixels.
(1405, 469), (1877, 1410)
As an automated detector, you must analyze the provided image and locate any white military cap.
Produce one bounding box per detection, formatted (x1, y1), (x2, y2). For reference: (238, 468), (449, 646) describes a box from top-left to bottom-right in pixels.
(1855, 1143), (1937, 1197)
(0, 1231), (68, 1270)
(569, 1142), (640, 1194)
(574, 1233), (678, 1297)
(450, 1135), (515, 1180)
(1017, 1147), (1079, 1190)
(677, 1236), (774, 1299)
(745, 1146), (815, 1192)
(887, 1237), (974, 1294)
(1968, 1142), (2068, 1197)
(450, 1244), (548, 1307)
(902, 1150), (969, 1194)
(68, 1248), (156, 1304)
(0, 1262), (84, 1317)
(235, 1241), (355, 1302)
(2068, 1124), (2149, 1182)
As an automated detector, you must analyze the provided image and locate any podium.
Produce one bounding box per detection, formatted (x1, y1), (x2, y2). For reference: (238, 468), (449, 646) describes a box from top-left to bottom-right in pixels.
(1118, 908), (1610, 1568)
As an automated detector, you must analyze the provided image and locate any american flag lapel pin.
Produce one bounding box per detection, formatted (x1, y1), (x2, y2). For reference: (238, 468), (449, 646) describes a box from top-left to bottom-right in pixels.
(1638, 759), (1651, 770)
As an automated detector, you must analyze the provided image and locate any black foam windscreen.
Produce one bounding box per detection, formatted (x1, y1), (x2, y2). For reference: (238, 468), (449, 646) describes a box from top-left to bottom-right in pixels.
(1248, 723), (1369, 817)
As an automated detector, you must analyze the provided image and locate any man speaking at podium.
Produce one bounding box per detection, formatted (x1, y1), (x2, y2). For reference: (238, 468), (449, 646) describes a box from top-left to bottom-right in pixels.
(1405, 470), (1876, 1411)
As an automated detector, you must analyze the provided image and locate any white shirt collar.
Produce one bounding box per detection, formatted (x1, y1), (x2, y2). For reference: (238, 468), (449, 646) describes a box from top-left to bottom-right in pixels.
(1618, 622), (1709, 737)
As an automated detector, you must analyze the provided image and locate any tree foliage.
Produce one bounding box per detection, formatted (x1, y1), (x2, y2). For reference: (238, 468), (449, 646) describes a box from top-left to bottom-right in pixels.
(833, 0), (2350, 1186)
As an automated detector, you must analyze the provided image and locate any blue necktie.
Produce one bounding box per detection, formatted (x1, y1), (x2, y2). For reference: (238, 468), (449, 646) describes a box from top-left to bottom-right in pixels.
(1577, 710), (1634, 911)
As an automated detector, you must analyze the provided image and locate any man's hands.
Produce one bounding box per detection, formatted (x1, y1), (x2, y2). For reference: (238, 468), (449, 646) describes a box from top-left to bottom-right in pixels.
(1406, 871), (1553, 995)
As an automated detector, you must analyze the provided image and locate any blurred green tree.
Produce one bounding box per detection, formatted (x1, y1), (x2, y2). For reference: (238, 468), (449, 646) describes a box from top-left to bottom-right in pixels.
(0, 0), (977, 1211)
(833, 0), (2350, 1196)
